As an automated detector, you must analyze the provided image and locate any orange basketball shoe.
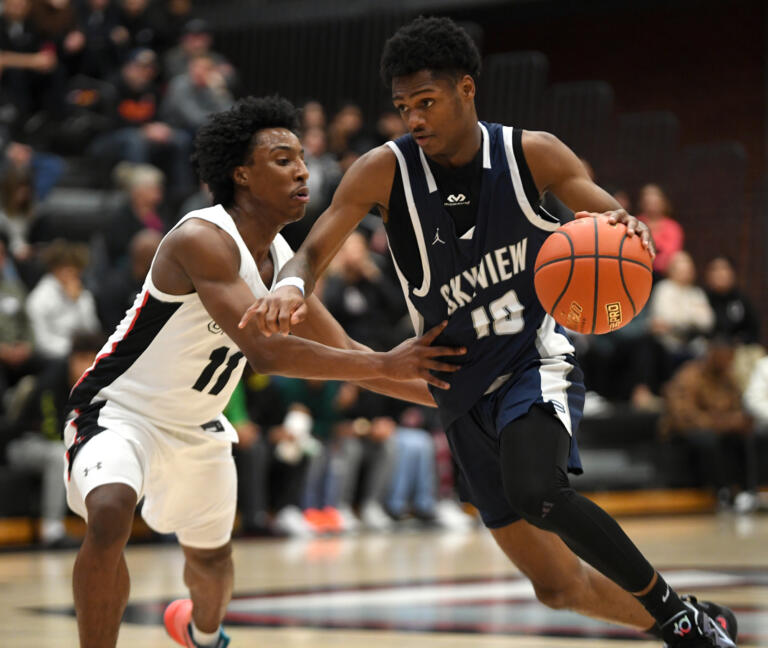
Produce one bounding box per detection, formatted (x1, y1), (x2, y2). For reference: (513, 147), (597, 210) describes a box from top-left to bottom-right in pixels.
(163, 599), (230, 647)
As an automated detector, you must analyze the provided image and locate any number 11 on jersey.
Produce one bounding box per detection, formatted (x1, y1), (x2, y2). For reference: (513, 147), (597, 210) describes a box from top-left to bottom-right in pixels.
(192, 346), (244, 395)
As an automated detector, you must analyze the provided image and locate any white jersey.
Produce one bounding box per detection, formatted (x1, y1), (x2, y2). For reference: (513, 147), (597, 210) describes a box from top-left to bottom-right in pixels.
(68, 205), (293, 441)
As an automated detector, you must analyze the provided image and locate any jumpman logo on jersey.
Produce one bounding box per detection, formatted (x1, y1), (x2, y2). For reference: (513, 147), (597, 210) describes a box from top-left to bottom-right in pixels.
(432, 228), (445, 245)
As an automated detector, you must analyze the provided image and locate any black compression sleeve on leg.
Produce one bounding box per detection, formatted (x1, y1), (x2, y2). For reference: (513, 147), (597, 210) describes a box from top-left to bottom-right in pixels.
(500, 406), (655, 593)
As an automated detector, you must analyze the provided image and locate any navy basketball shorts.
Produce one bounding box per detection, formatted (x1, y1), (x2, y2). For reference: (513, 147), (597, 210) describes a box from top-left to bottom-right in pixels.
(444, 357), (585, 529)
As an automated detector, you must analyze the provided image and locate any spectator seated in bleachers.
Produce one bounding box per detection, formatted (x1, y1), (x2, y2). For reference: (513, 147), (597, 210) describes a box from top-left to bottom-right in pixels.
(386, 406), (475, 531)
(100, 162), (167, 271)
(636, 183), (684, 278)
(87, 47), (195, 199)
(160, 52), (234, 136)
(648, 249), (714, 368)
(386, 407), (436, 524)
(5, 330), (104, 547)
(573, 305), (661, 411)
(163, 18), (237, 92)
(272, 377), (358, 536)
(619, 250), (714, 410)
(704, 255), (760, 345)
(331, 384), (397, 532)
(95, 227), (161, 332)
(72, 0), (124, 81)
(222, 377), (271, 537)
(26, 239), (101, 359)
(322, 230), (408, 352)
(661, 336), (758, 513)
(703, 254), (765, 391)
(1, 137), (63, 204)
(327, 102), (377, 173)
(0, 164), (37, 268)
(0, 230), (42, 412)
(0, 0), (62, 138)
(114, 0), (166, 54)
(300, 99), (326, 131)
(0, 142), (64, 287)
(29, 0), (83, 78)
(157, 0), (195, 53)
(224, 370), (313, 538)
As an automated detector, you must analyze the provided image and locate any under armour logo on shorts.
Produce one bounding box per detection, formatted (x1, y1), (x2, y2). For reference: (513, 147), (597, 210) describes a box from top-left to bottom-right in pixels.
(83, 462), (102, 477)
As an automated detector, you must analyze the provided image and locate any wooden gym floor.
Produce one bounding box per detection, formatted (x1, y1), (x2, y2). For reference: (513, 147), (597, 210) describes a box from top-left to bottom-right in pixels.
(1, 514), (767, 647)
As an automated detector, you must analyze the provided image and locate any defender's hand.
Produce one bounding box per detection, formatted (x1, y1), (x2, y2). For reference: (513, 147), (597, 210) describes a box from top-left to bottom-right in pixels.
(380, 321), (466, 390)
(239, 286), (308, 336)
(575, 209), (656, 259)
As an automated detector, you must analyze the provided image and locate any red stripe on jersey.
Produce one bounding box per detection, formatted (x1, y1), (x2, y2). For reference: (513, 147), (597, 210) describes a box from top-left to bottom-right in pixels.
(71, 290), (150, 393)
(65, 409), (80, 481)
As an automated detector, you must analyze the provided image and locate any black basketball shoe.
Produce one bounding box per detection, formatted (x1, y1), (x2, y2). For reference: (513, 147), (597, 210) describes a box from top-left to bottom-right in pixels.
(662, 597), (738, 647)
(683, 596), (738, 643)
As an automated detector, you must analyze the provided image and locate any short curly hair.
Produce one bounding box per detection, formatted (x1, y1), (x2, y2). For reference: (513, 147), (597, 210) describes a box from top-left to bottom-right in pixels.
(380, 16), (481, 88)
(192, 96), (300, 207)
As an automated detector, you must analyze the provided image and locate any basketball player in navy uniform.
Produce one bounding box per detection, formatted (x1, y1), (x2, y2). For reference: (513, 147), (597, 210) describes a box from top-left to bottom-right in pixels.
(64, 96), (466, 648)
(243, 17), (738, 648)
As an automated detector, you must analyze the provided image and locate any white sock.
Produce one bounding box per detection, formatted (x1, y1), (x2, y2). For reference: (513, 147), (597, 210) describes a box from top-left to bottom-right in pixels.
(190, 622), (220, 647)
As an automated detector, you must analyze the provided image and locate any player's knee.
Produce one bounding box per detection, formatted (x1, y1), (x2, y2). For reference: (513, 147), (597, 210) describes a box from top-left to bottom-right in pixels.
(502, 477), (557, 522)
(532, 581), (578, 610)
(84, 485), (136, 550)
(185, 543), (233, 575)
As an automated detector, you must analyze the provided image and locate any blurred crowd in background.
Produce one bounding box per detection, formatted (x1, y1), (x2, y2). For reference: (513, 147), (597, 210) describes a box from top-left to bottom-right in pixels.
(0, 0), (765, 548)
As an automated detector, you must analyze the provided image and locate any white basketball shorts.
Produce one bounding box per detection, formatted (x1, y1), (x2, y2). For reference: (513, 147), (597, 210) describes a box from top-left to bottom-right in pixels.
(63, 401), (237, 549)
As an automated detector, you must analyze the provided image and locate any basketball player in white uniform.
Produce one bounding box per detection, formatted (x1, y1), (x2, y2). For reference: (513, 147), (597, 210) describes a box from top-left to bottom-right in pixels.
(64, 96), (464, 648)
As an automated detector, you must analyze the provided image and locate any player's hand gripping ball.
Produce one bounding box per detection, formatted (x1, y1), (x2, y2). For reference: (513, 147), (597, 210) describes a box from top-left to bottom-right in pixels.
(534, 215), (653, 334)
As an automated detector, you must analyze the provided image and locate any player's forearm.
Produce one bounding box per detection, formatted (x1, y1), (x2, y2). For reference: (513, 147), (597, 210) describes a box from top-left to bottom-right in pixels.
(356, 377), (436, 407)
(275, 252), (319, 297)
(247, 334), (387, 381)
(557, 177), (623, 214)
(333, 327), (435, 406)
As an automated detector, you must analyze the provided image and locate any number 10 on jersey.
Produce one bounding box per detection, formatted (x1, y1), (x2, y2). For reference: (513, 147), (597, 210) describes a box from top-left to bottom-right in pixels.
(471, 289), (524, 338)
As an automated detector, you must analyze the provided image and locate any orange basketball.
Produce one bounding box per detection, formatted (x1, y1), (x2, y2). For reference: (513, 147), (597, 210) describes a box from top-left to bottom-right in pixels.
(533, 216), (653, 335)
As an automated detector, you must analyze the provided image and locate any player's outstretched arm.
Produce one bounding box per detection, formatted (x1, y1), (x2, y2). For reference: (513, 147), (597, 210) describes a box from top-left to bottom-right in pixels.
(162, 220), (462, 387)
(240, 145), (397, 336)
(291, 294), (438, 407)
(522, 130), (655, 257)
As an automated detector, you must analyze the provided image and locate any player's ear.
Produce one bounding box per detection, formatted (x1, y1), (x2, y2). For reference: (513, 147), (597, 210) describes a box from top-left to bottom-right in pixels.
(233, 166), (249, 187)
(459, 75), (475, 100)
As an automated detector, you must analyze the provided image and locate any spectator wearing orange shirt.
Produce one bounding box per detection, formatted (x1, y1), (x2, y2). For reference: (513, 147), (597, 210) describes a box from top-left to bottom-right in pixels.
(637, 183), (684, 277)
(87, 47), (194, 196)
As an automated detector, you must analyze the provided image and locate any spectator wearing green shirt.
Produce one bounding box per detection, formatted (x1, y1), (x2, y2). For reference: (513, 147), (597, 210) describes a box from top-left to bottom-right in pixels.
(0, 230), (40, 411)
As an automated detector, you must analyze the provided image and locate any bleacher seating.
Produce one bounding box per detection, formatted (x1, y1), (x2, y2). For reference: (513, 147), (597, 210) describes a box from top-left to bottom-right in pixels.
(542, 80), (615, 177)
(479, 51), (549, 128)
(607, 111), (679, 195)
(671, 141), (747, 265)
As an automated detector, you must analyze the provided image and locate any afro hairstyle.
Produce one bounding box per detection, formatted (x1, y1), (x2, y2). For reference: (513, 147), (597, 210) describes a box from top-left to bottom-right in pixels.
(192, 96), (300, 207)
(380, 16), (481, 88)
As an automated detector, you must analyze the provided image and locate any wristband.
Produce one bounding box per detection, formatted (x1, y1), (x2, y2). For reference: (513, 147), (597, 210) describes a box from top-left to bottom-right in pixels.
(273, 276), (305, 296)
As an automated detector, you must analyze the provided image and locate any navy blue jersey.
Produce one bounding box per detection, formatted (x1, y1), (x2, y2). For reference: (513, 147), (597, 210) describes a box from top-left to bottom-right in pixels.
(385, 122), (577, 426)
